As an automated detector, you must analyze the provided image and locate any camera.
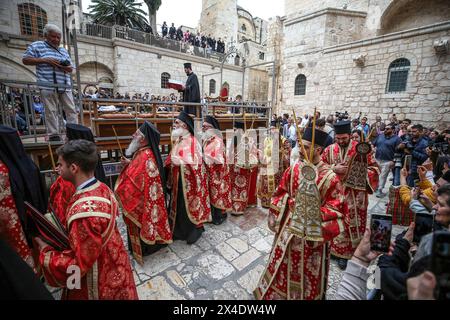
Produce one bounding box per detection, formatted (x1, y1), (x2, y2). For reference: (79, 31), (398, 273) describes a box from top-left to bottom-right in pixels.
(59, 59), (71, 66)
(335, 111), (349, 122)
(432, 142), (449, 155)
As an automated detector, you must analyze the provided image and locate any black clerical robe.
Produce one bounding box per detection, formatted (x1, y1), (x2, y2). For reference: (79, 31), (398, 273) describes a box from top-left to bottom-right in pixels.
(181, 72), (200, 116)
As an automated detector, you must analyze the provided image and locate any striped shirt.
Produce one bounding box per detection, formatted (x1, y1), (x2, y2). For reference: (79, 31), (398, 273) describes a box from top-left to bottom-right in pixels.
(23, 41), (73, 91)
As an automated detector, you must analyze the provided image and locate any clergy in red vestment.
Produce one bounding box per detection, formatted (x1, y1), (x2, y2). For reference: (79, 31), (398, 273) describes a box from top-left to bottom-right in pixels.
(0, 125), (48, 272)
(322, 120), (379, 270)
(35, 140), (137, 300)
(230, 122), (259, 215)
(255, 127), (345, 300)
(202, 116), (231, 225)
(49, 123), (106, 223)
(165, 111), (211, 244)
(115, 121), (172, 264)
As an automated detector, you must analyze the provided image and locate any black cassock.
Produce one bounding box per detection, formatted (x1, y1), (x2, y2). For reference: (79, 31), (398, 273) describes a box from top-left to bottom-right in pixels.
(180, 72), (200, 116)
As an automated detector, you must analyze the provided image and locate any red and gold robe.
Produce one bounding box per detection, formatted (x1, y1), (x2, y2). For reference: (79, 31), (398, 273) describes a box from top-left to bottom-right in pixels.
(49, 176), (75, 226)
(39, 181), (138, 300)
(165, 133), (211, 229)
(254, 161), (345, 300)
(115, 147), (172, 264)
(203, 132), (232, 212)
(322, 140), (379, 259)
(0, 160), (36, 272)
(231, 135), (259, 214)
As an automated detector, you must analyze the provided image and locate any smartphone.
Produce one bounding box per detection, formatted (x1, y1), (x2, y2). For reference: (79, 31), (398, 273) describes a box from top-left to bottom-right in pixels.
(370, 214), (393, 252)
(404, 155), (412, 171)
(431, 231), (450, 300)
(413, 212), (434, 244)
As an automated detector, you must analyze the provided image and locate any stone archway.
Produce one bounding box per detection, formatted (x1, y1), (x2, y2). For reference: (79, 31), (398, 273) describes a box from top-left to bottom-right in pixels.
(379, 0), (450, 35)
(78, 61), (114, 92)
(0, 56), (36, 82)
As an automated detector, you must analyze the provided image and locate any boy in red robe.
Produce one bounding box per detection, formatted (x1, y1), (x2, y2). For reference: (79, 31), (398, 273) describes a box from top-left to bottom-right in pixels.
(255, 127), (345, 300)
(115, 122), (172, 264)
(49, 123), (106, 223)
(34, 140), (137, 300)
(322, 120), (379, 270)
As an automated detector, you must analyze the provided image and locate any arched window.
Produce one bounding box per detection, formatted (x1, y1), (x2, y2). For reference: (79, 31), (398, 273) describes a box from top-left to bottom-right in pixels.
(386, 58), (410, 93)
(161, 72), (170, 88)
(294, 74), (306, 96)
(18, 3), (48, 38)
(241, 24), (247, 32)
(209, 79), (216, 95)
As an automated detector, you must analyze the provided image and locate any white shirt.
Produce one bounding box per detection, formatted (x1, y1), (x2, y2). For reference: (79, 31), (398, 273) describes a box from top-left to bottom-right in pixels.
(76, 176), (96, 191)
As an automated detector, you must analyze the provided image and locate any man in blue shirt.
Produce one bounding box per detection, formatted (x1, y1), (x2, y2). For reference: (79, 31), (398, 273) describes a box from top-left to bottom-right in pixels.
(22, 24), (78, 141)
(372, 124), (401, 197)
(397, 124), (429, 187)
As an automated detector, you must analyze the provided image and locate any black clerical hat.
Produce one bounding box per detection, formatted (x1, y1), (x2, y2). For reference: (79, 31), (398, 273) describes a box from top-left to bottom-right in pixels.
(302, 127), (329, 147)
(205, 115), (220, 130)
(138, 121), (166, 196)
(270, 120), (278, 128)
(334, 120), (351, 135)
(184, 62), (192, 69)
(66, 123), (95, 142)
(177, 111), (194, 134)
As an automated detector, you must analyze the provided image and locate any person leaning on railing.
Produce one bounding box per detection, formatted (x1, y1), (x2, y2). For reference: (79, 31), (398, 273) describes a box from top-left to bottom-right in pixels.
(22, 24), (78, 141)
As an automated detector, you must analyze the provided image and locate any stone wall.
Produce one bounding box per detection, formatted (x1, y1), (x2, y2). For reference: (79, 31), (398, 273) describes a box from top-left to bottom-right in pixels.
(281, 26), (450, 129)
(0, 0), (63, 36)
(111, 39), (244, 97)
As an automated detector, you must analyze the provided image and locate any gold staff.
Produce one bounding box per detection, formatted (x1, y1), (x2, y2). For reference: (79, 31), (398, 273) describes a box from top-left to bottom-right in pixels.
(309, 107), (317, 162)
(47, 142), (56, 172)
(292, 109), (309, 162)
(112, 125), (124, 158)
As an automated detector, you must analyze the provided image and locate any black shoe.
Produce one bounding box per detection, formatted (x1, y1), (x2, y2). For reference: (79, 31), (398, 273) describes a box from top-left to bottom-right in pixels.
(49, 135), (61, 142)
(337, 258), (348, 270)
(186, 227), (204, 245)
(212, 213), (227, 225)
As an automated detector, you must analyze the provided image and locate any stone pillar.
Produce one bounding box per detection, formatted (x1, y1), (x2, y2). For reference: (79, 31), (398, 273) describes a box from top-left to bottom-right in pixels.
(199, 0), (238, 47)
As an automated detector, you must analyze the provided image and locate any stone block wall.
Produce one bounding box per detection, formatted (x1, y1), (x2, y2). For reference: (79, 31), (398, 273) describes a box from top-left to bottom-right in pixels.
(281, 27), (450, 129)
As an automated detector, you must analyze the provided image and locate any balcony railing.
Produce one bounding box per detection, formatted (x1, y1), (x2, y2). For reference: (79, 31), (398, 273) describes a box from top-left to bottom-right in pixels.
(79, 23), (227, 62)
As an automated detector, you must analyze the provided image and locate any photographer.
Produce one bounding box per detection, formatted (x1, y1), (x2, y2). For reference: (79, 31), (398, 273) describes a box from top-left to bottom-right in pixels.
(397, 124), (429, 187)
(22, 24), (78, 141)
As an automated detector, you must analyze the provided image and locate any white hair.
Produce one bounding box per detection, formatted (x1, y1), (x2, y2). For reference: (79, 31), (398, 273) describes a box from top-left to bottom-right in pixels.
(43, 24), (62, 36)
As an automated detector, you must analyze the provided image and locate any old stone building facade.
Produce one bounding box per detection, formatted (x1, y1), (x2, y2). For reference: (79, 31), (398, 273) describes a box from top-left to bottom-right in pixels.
(271, 0), (450, 128)
(0, 0), (259, 100)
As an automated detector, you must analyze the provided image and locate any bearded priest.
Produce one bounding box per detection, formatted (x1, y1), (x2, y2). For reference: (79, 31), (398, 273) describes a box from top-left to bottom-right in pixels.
(115, 121), (172, 264)
(165, 111), (211, 244)
(202, 116), (231, 225)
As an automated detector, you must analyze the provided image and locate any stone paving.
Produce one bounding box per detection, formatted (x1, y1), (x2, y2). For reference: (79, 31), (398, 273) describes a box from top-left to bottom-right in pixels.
(119, 188), (404, 300)
(49, 182), (405, 300)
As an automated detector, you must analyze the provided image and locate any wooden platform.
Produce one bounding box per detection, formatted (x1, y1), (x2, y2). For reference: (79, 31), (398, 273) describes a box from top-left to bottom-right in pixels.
(23, 115), (268, 170)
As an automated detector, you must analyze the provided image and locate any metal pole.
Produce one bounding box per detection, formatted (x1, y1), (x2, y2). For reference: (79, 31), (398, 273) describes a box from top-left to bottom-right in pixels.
(70, 6), (84, 125)
(271, 61), (276, 117)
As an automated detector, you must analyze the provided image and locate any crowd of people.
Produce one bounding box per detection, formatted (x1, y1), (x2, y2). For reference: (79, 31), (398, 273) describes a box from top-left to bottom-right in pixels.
(160, 22), (226, 53)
